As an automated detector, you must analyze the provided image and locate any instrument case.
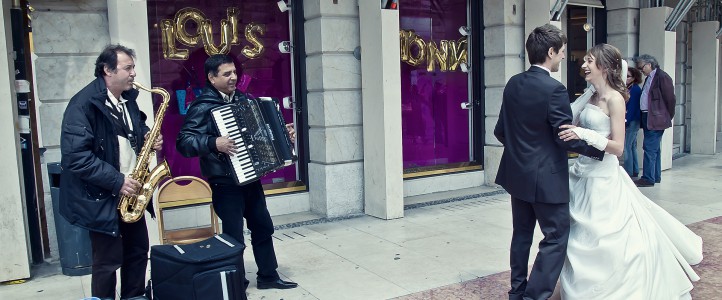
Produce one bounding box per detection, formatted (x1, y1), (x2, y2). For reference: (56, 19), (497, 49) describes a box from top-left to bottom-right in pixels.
(150, 234), (246, 300)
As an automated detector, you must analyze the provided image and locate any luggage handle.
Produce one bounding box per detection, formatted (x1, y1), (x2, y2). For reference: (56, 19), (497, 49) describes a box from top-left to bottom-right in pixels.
(215, 235), (235, 247)
(171, 234), (236, 255)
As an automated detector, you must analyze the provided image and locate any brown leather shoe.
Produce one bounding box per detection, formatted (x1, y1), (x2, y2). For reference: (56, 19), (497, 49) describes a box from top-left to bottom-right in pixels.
(634, 178), (654, 187)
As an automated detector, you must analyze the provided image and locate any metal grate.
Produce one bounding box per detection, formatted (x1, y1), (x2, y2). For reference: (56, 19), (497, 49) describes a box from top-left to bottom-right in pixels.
(271, 230), (308, 242)
(439, 197), (507, 212)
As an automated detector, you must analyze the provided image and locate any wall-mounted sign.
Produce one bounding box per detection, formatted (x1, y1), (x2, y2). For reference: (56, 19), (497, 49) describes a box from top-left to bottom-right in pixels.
(161, 7), (266, 60)
(400, 30), (467, 72)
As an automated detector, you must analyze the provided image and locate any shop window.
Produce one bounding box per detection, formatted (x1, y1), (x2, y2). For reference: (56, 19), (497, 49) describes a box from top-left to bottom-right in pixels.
(147, 1), (303, 192)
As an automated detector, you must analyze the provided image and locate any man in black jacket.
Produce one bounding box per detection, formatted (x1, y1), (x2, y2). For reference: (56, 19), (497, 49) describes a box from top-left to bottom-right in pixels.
(176, 54), (297, 290)
(60, 44), (162, 300)
(494, 25), (605, 300)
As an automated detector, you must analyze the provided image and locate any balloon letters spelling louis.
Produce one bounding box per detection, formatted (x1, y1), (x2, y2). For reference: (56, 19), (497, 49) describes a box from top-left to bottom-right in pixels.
(161, 7), (265, 60)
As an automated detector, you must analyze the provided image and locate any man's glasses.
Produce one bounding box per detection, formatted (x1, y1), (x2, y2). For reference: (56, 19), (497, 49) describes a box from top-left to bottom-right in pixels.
(637, 63), (648, 71)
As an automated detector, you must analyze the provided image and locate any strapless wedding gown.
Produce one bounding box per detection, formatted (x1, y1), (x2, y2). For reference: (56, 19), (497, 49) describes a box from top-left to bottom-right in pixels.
(560, 104), (703, 300)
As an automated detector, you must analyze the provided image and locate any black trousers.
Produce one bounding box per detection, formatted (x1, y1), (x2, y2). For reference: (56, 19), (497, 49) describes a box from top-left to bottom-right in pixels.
(509, 198), (569, 300)
(89, 215), (149, 299)
(210, 180), (279, 282)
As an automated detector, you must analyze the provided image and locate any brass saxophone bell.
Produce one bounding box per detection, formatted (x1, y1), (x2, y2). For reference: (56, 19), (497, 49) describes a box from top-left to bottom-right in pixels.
(117, 82), (173, 223)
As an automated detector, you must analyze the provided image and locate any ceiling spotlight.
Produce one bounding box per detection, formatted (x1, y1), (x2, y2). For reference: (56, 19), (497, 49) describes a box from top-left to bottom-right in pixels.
(460, 62), (470, 73)
(277, 0), (291, 12)
(458, 26), (470, 36)
(278, 41), (292, 54)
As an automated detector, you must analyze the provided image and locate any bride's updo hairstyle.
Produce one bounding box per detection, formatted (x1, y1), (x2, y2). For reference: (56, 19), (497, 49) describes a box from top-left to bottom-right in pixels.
(588, 43), (630, 101)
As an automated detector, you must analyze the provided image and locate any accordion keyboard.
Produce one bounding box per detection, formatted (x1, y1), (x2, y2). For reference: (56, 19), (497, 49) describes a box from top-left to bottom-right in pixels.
(212, 106), (257, 183)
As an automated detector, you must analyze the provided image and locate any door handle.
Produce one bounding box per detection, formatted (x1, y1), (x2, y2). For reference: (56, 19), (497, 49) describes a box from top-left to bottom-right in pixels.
(461, 101), (471, 110)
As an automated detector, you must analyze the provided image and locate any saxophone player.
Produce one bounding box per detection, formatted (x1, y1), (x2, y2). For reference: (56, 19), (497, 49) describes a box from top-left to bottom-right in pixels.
(177, 54), (298, 291)
(59, 44), (162, 300)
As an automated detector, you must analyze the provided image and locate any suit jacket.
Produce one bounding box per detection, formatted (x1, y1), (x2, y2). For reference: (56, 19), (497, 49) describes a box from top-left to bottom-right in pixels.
(645, 68), (676, 130)
(494, 66), (604, 204)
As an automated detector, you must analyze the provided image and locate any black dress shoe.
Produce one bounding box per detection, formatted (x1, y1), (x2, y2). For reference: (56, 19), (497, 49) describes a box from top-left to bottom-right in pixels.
(634, 178), (654, 187)
(257, 279), (298, 290)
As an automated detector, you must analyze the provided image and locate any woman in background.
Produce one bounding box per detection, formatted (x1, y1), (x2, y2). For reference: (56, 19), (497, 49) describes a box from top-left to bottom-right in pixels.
(624, 66), (643, 177)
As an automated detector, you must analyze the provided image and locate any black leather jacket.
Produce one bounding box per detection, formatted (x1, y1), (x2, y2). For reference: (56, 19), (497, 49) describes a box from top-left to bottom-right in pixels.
(176, 84), (249, 185)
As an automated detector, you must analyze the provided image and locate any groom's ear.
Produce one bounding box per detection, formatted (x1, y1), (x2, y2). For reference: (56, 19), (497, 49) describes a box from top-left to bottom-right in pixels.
(547, 47), (555, 59)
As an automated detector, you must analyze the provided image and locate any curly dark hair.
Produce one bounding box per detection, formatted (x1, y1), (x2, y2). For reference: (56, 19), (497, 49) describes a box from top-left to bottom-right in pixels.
(94, 44), (135, 78)
(627, 66), (643, 86)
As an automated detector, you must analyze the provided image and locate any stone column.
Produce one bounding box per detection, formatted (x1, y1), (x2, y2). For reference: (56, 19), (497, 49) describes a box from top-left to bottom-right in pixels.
(483, 0), (525, 185)
(304, 1), (364, 218)
(690, 21), (719, 154)
(0, 0), (31, 281)
(32, 0), (111, 259)
(525, 0), (563, 82)
(606, 1), (640, 59)
(107, 0), (160, 244)
(108, 0), (154, 124)
(675, 20), (690, 152)
(719, 43), (722, 152)
(358, 1), (403, 219)
(639, 6), (675, 171)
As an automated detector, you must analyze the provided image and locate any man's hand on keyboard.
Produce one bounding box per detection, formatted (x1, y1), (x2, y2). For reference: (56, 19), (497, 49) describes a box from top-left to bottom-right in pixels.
(216, 135), (238, 156)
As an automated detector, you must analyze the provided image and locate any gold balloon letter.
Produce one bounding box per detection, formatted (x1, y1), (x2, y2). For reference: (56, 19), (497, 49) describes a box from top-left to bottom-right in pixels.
(407, 31), (426, 67)
(242, 23), (266, 59)
(448, 37), (468, 71)
(161, 20), (189, 60)
(400, 30), (412, 62)
(175, 7), (206, 47)
(227, 7), (240, 45)
(427, 40), (450, 72)
(201, 19), (233, 55)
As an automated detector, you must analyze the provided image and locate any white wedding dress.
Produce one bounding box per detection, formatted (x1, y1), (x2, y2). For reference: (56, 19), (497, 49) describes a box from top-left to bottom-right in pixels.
(559, 103), (703, 300)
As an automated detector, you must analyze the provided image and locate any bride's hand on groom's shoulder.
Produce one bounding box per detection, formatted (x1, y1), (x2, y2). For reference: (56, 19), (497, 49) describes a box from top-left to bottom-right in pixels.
(559, 124), (580, 142)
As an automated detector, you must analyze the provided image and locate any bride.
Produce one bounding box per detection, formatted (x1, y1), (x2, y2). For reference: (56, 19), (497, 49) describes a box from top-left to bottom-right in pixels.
(557, 43), (703, 299)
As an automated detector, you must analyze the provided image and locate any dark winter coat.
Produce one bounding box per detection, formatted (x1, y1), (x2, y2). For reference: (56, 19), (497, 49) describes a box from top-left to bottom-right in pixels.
(59, 77), (150, 236)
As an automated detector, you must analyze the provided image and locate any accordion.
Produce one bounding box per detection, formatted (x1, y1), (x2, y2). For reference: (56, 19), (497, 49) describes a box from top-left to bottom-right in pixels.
(211, 97), (297, 185)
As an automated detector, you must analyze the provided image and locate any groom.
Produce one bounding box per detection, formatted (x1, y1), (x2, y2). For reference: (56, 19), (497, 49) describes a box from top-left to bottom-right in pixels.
(494, 24), (605, 300)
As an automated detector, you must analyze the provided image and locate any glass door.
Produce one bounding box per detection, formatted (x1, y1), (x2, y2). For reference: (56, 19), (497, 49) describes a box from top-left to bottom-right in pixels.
(399, 0), (479, 178)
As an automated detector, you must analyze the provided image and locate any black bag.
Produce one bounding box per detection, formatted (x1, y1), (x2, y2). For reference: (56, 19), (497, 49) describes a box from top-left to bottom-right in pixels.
(150, 234), (246, 300)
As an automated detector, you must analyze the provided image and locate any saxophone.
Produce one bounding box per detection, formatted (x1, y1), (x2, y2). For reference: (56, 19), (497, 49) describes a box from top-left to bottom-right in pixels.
(117, 81), (172, 223)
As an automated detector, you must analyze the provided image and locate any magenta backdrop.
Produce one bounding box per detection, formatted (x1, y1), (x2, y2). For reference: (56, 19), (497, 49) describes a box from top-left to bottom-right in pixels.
(399, 1), (470, 169)
(147, 1), (297, 184)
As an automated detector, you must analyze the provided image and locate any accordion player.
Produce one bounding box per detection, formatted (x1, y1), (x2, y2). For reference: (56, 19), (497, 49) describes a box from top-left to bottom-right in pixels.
(211, 96), (297, 186)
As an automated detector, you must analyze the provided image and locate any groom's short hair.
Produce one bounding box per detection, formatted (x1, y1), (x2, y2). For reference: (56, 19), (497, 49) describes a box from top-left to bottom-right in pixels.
(526, 24), (567, 66)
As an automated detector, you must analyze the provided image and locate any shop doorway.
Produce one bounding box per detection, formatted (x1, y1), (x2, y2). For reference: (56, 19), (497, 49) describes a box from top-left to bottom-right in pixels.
(566, 4), (606, 100)
(399, 0), (483, 178)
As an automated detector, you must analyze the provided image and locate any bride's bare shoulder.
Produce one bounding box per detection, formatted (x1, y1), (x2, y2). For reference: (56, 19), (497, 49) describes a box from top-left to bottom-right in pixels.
(607, 90), (625, 106)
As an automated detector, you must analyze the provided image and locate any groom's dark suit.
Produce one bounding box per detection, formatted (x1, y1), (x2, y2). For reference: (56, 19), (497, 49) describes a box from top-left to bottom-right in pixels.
(494, 66), (604, 300)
